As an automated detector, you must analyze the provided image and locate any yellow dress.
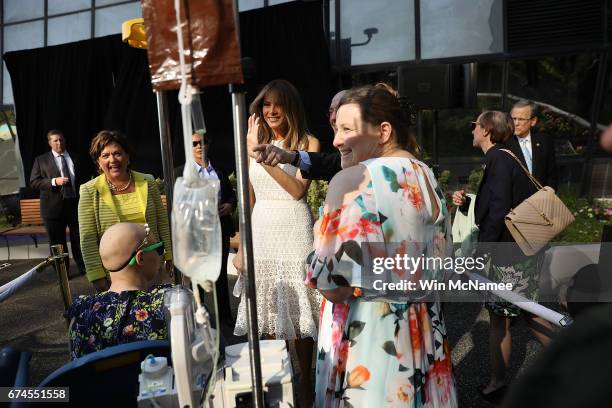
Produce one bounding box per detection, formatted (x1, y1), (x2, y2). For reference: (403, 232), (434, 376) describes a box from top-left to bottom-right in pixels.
(112, 191), (146, 224)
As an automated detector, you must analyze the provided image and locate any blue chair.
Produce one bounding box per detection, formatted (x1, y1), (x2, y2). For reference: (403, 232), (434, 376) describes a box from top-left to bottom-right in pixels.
(0, 347), (30, 388)
(1, 347), (31, 408)
(39, 340), (171, 407)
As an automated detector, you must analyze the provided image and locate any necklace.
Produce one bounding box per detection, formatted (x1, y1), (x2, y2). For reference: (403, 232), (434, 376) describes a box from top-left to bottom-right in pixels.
(107, 171), (132, 192)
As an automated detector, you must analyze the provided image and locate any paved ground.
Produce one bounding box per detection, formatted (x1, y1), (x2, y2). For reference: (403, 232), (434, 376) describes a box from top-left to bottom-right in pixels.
(0, 259), (546, 407)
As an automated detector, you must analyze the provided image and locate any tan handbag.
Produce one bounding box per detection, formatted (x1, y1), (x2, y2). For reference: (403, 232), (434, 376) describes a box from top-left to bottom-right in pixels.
(500, 149), (575, 256)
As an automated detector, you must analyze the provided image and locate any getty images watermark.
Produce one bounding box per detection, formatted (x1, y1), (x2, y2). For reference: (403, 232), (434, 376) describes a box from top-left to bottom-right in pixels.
(342, 241), (611, 303)
(370, 253), (513, 292)
(348, 242), (532, 302)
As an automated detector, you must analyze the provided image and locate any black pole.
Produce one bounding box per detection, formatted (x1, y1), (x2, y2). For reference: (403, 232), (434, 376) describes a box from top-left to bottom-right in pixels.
(155, 91), (180, 285)
(416, 110), (423, 148)
(581, 51), (608, 197)
(229, 84), (265, 408)
(432, 109), (439, 177)
(414, 0), (421, 61)
(501, 60), (509, 111)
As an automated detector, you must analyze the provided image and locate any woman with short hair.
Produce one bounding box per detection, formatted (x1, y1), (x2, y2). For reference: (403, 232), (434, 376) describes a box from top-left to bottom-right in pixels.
(453, 111), (555, 403)
(79, 130), (172, 292)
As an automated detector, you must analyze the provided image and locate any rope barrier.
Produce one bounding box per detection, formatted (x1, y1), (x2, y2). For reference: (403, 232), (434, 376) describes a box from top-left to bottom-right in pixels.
(466, 271), (573, 327)
(0, 255), (65, 304)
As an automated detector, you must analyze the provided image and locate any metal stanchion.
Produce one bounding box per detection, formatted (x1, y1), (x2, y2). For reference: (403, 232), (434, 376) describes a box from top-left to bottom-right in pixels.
(50, 244), (72, 314)
(230, 85), (264, 408)
(155, 90), (182, 285)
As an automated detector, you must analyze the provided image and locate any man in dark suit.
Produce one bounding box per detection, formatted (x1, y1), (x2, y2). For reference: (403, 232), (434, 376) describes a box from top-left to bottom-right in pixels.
(507, 100), (558, 189)
(249, 90), (346, 181)
(30, 129), (85, 275)
(175, 130), (237, 327)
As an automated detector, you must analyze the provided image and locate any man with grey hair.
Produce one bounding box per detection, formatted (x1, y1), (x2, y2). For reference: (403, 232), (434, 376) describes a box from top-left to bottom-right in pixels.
(248, 90), (346, 181)
(507, 100), (558, 189)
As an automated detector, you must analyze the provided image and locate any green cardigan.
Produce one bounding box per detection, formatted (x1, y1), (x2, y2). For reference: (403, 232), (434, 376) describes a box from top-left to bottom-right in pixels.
(78, 171), (172, 282)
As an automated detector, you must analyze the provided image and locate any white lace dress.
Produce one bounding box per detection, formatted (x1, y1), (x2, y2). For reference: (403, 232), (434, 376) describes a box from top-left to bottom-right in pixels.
(234, 153), (320, 340)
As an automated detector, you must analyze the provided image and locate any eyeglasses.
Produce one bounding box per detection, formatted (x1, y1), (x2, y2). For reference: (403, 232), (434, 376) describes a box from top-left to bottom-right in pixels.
(107, 224), (164, 272)
(470, 122), (482, 131)
(192, 139), (209, 147)
(511, 117), (532, 123)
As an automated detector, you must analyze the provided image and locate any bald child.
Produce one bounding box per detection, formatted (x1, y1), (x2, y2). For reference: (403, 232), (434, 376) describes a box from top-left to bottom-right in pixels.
(65, 223), (172, 359)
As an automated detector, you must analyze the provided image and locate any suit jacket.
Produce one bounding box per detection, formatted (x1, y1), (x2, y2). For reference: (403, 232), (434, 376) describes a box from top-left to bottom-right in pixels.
(30, 151), (82, 219)
(301, 151), (341, 181)
(174, 161), (237, 238)
(505, 131), (558, 190)
(472, 144), (538, 265)
(78, 171), (172, 282)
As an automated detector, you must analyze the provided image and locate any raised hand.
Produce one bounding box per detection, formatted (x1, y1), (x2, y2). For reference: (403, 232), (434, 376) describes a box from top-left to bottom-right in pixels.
(246, 113), (260, 159)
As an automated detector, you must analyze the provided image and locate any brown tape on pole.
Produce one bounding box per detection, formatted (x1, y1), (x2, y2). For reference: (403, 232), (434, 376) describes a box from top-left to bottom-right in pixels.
(141, 0), (243, 91)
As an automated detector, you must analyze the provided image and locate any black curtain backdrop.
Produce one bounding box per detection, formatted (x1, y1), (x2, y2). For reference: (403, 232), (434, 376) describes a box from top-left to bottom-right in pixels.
(4, 34), (160, 187)
(4, 0), (332, 193)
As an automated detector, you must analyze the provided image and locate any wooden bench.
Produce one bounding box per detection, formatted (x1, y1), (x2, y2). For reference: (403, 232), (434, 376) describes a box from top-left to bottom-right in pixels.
(0, 199), (48, 259)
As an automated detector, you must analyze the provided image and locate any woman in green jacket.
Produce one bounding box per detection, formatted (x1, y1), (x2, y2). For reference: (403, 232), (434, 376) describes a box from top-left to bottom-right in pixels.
(79, 130), (172, 292)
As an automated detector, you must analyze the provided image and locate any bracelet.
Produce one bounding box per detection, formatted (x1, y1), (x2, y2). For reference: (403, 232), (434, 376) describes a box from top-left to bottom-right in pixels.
(291, 150), (300, 167)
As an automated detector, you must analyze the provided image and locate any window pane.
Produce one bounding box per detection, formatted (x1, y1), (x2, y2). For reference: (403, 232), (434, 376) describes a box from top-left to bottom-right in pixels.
(329, 0), (336, 58)
(421, 0), (503, 59)
(339, 0), (415, 66)
(94, 2), (142, 37)
(48, 0), (91, 16)
(238, 0), (264, 12)
(507, 54), (599, 188)
(48, 11), (91, 45)
(3, 0), (44, 23)
(3, 65), (14, 105)
(4, 21), (44, 52)
(96, 0), (134, 6)
(269, 0), (294, 5)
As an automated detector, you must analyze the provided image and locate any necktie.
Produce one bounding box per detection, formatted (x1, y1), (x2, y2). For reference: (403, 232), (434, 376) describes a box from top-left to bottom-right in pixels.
(59, 154), (75, 198)
(520, 138), (533, 173)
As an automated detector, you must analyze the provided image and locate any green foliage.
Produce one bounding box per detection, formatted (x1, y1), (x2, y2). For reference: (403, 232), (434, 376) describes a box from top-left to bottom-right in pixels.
(0, 201), (13, 228)
(307, 180), (329, 219)
(467, 168), (483, 194)
(437, 170), (451, 193)
(0, 212), (9, 229)
(537, 109), (589, 150)
(553, 187), (611, 243)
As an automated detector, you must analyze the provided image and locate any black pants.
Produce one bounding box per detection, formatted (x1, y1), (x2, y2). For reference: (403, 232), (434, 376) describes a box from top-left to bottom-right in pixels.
(43, 199), (85, 274)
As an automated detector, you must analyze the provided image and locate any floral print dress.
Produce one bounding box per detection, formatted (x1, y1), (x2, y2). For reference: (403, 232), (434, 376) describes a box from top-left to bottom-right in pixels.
(306, 157), (457, 408)
(65, 284), (171, 360)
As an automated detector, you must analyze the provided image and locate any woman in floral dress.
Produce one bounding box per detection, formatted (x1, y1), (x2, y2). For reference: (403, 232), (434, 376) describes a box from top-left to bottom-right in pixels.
(306, 84), (457, 407)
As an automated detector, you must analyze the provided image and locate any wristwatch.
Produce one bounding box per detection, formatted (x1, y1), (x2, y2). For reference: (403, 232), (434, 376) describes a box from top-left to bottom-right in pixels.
(291, 150), (300, 167)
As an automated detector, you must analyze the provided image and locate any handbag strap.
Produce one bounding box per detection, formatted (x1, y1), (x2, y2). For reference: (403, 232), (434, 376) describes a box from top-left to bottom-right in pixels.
(499, 148), (543, 190)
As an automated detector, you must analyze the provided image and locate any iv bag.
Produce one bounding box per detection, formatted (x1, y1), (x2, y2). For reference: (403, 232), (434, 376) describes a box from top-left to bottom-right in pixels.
(172, 177), (222, 283)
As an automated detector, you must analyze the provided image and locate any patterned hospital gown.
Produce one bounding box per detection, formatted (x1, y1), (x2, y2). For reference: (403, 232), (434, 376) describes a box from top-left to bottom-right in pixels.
(306, 157), (458, 408)
(65, 285), (171, 360)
